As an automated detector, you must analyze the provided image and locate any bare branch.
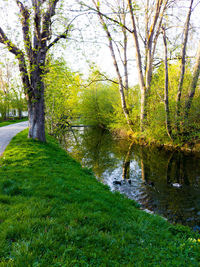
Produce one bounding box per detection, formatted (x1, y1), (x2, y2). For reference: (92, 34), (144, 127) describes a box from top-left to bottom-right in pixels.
(78, 1), (133, 33)
(47, 13), (85, 50)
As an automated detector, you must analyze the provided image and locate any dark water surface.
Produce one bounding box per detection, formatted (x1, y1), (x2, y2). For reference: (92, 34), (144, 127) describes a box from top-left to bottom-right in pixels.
(61, 127), (200, 230)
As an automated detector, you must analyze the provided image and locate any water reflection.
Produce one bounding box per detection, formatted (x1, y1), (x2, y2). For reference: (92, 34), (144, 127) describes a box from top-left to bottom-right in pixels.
(61, 127), (200, 229)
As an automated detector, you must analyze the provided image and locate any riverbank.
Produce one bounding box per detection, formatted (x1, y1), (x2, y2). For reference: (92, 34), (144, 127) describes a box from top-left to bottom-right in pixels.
(0, 130), (199, 265)
(0, 118), (28, 128)
(114, 128), (200, 154)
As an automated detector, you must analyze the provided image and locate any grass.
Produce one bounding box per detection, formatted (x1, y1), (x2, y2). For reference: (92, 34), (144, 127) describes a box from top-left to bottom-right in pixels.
(0, 118), (28, 127)
(0, 130), (199, 266)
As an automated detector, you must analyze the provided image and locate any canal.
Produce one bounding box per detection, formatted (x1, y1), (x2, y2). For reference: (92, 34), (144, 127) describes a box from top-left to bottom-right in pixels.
(60, 127), (200, 230)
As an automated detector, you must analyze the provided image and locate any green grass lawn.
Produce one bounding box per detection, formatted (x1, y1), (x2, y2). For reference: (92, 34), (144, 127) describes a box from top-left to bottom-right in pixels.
(0, 118), (28, 127)
(0, 130), (199, 266)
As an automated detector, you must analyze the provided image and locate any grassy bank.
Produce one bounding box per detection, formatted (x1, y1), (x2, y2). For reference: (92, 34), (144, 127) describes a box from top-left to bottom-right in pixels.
(0, 118), (28, 128)
(114, 128), (200, 154)
(0, 130), (199, 266)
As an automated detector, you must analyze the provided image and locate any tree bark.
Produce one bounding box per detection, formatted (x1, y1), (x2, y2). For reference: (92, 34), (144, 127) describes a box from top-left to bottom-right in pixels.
(28, 96), (45, 141)
(162, 27), (172, 139)
(127, 0), (146, 131)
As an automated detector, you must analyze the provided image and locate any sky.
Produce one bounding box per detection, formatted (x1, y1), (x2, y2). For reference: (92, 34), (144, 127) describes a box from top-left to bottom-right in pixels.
(0, 0), (200, 87)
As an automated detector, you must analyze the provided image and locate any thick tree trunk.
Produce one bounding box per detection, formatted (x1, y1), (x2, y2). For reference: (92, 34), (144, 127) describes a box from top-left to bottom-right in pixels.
(28, 64), (46, 142)
(0, 0), (68, 142)
(28, 96), (46, 142)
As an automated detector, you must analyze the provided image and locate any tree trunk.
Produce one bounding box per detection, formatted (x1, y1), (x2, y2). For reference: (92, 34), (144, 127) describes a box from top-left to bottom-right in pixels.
(0, 0), (69, 142)
(128, 0), (146, 131)
(122, 10), (129, 101)
(176, 0), (193, 132)
(185, 40), (200, 118)
(93, 0), (134, 129)
(28, 95), (46, 141)
(3, 110), (7, 121)
(162, 27), (173, 139)
(18, 109), (22, 120)
(128, 0), (168, 132)
(28, 62), (46, 141)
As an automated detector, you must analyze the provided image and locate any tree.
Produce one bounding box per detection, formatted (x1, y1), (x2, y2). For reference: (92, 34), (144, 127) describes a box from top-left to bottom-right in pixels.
(44, 59), (81, 134)
(127, 0), (169, 131)
(162, 26), (172, 139)
(91, 0), (134, 129)
(176, 0), (194, 132)
(184, 40), (200, 119)
(0, 0), (71, 141)
(79, 0), (171, 131)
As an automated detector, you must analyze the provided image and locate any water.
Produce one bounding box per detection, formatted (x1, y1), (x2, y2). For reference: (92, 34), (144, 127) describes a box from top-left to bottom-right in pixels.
(60, 127), (200, 230)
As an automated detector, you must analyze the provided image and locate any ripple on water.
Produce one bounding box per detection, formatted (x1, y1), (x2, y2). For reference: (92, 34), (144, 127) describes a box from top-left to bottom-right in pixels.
(62, 127), (200, 228)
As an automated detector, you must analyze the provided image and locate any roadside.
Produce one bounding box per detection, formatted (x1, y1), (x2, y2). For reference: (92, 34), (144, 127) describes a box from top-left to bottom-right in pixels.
(0, 129), (199, 265)
(0, 121), (28, 156)
(0, 118), (28, 128)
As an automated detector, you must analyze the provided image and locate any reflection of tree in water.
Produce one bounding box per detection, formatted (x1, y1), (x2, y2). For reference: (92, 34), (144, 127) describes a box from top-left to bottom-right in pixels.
(122, 142), (134, 180)
(167, 151), (190, 186)
(63, 127), (122, 180)
(60, 127), (200, 227)
(138, 146), (191, 186)
(140, 146), (155, 184)
(137, 147), (200, 226)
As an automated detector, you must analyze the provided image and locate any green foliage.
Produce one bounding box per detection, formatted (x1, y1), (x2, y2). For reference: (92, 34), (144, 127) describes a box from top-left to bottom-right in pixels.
(44, 59), (81, 134)
(0, 130), (199, 265)
(43, 57), (200, 145)
(79, 71), (120, 128)
(0, 65), (26, 121)
(44, 62), (121, 130)
(145, 62), (199, 143)
(0, 87), (27, 121)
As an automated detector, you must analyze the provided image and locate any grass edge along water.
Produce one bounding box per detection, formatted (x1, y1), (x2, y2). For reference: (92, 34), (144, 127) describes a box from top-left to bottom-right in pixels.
(0, 129), (199, 266)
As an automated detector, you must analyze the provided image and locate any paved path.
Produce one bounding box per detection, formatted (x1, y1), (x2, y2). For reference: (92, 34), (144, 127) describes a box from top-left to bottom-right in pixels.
(0, 121), (28, 156)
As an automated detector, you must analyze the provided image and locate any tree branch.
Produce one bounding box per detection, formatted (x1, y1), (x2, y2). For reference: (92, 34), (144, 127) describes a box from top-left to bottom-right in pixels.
(41, 0), (59, 43)
(47, 13), (84, 50)
(0, 27), (31, 96)
(16, 0), (33, 62)
(78, 1), (133, 34)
